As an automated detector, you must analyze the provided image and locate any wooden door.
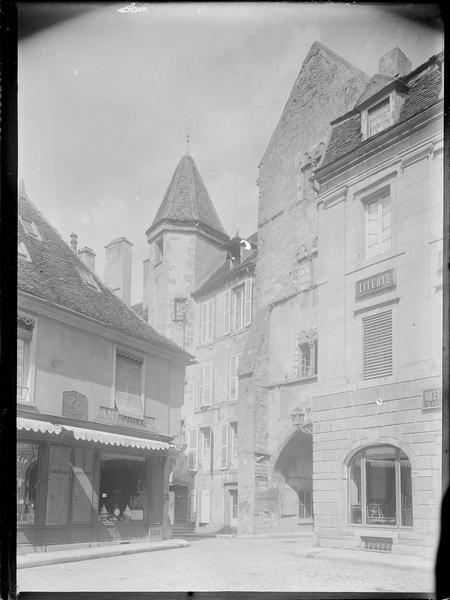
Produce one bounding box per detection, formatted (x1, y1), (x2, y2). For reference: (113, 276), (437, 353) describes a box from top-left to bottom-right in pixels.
(174, 487), (188, 523)
(46, 446), (71, 525)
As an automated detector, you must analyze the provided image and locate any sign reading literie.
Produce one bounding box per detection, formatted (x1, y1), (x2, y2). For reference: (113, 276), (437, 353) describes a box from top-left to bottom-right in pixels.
(356, 269), (395, 299)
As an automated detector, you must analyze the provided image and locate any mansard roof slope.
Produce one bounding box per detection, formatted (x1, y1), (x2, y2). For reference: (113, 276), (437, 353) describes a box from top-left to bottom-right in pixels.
(18, 192), (192, 361)
(320, 52), (443, 170)
(147, 153), (228, 241)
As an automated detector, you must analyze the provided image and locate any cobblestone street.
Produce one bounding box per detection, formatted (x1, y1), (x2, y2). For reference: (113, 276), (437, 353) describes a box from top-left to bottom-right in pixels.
(18, 537), (435, 593)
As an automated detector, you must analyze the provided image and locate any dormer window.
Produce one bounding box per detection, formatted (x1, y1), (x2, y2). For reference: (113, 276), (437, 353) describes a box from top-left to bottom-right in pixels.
(20, 217), (42, 241)
(367, 98), (391, 136)
(18, 241), (32, 262)
(76, 266), (100, 291)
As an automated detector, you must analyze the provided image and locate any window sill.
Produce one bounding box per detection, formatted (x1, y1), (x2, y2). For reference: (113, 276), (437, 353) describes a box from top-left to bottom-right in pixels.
(267, 374), (317, 389)
(346, 251), (405, 276)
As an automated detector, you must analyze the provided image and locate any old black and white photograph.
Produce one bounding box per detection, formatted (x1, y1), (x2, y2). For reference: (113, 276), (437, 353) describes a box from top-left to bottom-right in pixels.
(13, 1), (445, 595)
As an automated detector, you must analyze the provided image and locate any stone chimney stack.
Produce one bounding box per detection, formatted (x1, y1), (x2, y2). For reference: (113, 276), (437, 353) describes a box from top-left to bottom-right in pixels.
(378, 47), (412, 78)
(78, 246), (96, 273)
(104, 237), (133, 306)
(70, 233), (78, 252)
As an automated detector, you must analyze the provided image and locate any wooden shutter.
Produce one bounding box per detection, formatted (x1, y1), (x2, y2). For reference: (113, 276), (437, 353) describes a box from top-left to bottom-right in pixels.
(188, 429), (198, 470)
(201, 428), (211, 471)
(202, 363), (212, 406)
(381, 193), (391, 253)
(71, 448), (95, 523)
(46, 446), (72, 525)
(362, 310), (393, 379)
(244, 278), (252, 326)
(230, 422), (238, 467)
(207, 297), (215, 341)
(221, 424), (228, 469)
(200, 302), (207, 344)
(223, 289), (231, 335)
(199, 489), (211, 523)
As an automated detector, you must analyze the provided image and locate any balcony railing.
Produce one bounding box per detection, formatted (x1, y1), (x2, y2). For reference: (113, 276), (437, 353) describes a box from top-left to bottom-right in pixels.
(96, 406), (157, 433)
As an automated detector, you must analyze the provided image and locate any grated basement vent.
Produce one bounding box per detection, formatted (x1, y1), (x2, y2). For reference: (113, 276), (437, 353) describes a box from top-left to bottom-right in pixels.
(362, 536), (393, 552)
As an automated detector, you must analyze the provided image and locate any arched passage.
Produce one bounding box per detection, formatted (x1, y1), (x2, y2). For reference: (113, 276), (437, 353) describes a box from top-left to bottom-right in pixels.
(272, 430), (313, 526)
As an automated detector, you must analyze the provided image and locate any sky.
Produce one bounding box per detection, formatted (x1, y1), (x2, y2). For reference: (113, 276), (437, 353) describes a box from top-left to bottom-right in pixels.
(18, 2), (443, 304)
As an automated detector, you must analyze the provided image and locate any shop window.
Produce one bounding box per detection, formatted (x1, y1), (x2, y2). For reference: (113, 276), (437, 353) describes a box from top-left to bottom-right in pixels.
(200, 297), (215, 343)
(364, 190), (391, 258)
(17, 442), (39, 525)
(223, 278), (252, 335)
(362, 310), (393, 380)
(348, 445), (413, 527)
(98, 457), (147, 521)
(115, 350), (143, 416)
(17, 317), (33, 403)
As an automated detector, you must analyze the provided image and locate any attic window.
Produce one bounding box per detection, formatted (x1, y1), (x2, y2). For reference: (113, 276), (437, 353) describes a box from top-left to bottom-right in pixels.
(367, 98), (391, 137)
(76, 267), (100, 291)
(18, 241), (32, 262)
(20, 217), (42, 241)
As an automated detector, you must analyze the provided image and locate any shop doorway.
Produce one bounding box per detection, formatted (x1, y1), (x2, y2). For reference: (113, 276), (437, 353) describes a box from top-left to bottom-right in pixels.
(171, 485), (189, 523)
(272, 430), (313, 527)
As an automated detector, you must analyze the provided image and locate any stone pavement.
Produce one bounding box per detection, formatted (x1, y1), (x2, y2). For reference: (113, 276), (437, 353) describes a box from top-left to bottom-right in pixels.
(17, 535), (436, 593)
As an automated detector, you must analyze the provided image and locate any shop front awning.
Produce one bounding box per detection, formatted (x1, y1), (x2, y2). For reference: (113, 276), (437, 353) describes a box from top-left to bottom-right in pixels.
(17, 417), (63, 435)
(17, 418), (174, 451)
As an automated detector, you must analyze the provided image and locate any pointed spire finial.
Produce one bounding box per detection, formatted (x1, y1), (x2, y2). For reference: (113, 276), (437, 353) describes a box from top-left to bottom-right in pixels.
(186, 131), (190, 155)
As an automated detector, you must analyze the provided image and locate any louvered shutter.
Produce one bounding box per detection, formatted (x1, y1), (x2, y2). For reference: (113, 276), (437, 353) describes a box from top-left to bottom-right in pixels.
(202, 363), (212, 406)
(244, 278), (252, 326)
(207, 298), (215, 341)
(188, 429), (198, 471)
(200, 302), (207, 344)
(366, 199), (380, 257)
(381, 193), (391, 252)
(224, 289), (231, 335)
(221, 424), (228, 469)
(199, 489), (211, 523)
(362, 310), (393, 379)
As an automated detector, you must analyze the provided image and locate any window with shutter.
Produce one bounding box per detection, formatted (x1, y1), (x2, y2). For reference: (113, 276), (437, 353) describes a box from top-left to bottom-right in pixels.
(365, 192), (391, 258)
(115, 352), (143, 416)
(229, 354), (240, 402)
(200, 298), (215, 344)
(199, 363), (213, 407)
(233, 284), (244, 330)
(188, 430), (198, 471)
(362, 310), (393, 379)
(200, 427), (212, 470)
(229, 422), (238, 467)
(223, 289), (231, 335)
(17, 318), (33, 403)
(244, 278), (252, 326)
(221, 424), (228, 469)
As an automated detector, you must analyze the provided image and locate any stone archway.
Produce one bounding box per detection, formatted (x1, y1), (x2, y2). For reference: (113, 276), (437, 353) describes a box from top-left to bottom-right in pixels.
(272, 430), (313, 529)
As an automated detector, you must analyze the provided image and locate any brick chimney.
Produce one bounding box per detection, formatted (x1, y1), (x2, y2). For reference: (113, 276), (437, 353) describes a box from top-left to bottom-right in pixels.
(104, 237), (133, 306)
(78, 246), (96, 273)
(70, 233), (78, 252)
(378, 47), (412, 78)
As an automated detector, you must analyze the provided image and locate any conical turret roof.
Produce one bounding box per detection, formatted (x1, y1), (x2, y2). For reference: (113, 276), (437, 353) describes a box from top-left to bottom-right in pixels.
(147, 153), (228, 239)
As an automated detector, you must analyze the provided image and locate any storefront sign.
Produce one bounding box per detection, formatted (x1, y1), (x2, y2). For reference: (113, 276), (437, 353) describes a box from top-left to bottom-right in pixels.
(423, 389), (442, 410)
(356, 269), (395, 299)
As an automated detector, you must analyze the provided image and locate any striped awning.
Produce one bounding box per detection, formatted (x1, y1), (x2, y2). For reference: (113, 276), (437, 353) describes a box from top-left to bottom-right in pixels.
(17, 418), (173, 451)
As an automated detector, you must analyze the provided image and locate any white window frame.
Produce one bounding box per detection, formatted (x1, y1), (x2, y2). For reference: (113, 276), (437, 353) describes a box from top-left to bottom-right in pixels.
(188, 429), (198, 471)
(17, 314), (37, 405)
(229, 422), (238, 468)
(224, 278), (252, 335)
(363, 188), (392, 259)
(200, 297), (215, 344)
(112, 346), (145, 416)
(361, 95), (393, 141)
(200, 427), (212, 471)
(228, 354), (240, 402)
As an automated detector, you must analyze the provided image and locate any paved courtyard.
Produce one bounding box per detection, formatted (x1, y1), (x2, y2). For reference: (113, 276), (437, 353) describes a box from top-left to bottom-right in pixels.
(17, 536), (435, 593)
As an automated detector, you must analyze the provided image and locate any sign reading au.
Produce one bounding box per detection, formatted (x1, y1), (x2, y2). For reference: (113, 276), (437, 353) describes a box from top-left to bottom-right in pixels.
(356, 269), (395, 299)
(423, 389), (442, 410)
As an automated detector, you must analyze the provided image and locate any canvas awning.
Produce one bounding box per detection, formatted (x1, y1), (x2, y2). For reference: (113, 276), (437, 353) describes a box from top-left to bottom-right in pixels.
(17, 418), (173, 451)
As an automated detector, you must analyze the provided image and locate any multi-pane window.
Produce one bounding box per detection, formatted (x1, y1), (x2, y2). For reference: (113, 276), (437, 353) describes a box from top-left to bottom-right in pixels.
(115, 351), (143, 416)
(349, 445), (412, 527)
(362, 310), (393, 380)
(197, 363), (213, 407)
(365, 191), (391, 258)
(220, 422), (238, 469)
(200, 298), (215, 344)
(297, 339), (318, 378)
(224, 278), (252, 335)
(17, 442), (39, 524)
(200, 427), (212, 470)
(17, 318), (33, 403)
(229, 354), (240, 402)
(368, 99), (391, 136)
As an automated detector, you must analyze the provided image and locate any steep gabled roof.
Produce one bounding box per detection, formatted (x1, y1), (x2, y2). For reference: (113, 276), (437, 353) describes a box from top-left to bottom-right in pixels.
(147, 153), (228, 240)
(320, 53), (443, 170)
(18, 192), (192, 361)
